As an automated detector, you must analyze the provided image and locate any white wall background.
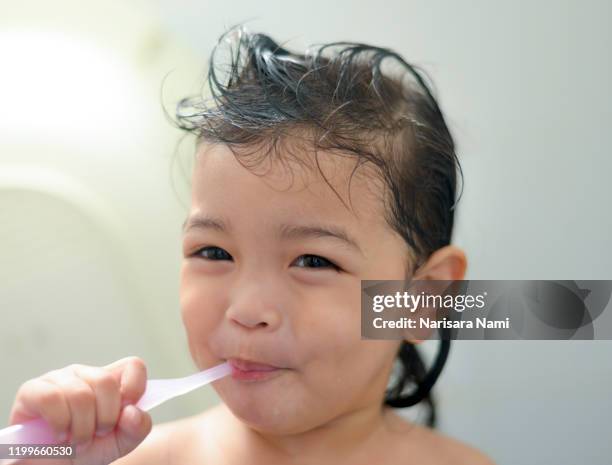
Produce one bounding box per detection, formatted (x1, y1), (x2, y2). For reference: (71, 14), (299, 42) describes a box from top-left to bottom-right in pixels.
(1, 1), (610, 464)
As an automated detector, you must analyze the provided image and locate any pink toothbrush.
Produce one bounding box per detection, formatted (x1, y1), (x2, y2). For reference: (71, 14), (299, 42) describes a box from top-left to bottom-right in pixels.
(0, 362), (231, 447)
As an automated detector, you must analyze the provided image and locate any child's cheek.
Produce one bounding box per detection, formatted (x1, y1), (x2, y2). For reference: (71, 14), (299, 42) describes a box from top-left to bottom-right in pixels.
(180, 275), (226, 364)
(307, 281), (362, 339)
(298, 290), (362, 369)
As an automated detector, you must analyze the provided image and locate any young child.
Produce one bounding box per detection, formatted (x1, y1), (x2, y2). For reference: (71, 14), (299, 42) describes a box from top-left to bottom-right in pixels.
(8, 25), (495, 465)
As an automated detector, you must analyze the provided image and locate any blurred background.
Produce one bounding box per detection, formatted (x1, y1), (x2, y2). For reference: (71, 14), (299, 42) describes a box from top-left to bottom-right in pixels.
(0, 1), (610, 464)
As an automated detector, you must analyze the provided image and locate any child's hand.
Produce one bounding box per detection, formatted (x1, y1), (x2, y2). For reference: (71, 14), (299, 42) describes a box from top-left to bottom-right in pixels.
(7, 356), (152, 465)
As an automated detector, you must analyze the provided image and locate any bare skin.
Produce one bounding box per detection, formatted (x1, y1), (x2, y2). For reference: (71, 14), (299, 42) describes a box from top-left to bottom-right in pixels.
(9, 141), (495, 465)
(117, 142), (495, 465)
(117, 403), (494, 465)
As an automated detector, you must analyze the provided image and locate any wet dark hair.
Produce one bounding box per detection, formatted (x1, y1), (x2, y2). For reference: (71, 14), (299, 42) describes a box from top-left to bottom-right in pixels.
(173, 23), (462, 428)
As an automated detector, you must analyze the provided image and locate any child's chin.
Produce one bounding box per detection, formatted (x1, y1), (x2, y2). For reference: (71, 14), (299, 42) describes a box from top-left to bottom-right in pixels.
(222, 393), (312, 435)
(237, 413), (313, 436)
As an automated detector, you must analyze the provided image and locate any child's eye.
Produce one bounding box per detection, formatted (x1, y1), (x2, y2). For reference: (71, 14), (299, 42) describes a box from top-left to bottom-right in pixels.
(293, 254), (340, 271)
(189, 247), (340, 271)
(191, 246), (233, 261)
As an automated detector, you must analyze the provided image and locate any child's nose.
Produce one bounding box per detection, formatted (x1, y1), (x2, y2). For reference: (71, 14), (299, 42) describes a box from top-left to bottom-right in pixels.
(226, 306), (282, 331)
(225, 299), (282, 332)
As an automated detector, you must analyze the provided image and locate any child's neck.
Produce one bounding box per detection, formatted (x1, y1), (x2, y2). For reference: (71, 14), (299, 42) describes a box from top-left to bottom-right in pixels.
(218, 402), (399, 465)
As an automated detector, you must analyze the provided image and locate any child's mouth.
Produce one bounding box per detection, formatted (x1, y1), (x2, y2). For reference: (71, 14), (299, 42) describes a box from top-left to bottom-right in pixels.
(227, 358), (285, 381)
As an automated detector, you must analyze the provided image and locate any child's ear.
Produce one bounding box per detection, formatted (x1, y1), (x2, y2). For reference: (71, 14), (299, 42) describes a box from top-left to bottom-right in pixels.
(403, 245), (467, 344)
(412, 245), (467, 281)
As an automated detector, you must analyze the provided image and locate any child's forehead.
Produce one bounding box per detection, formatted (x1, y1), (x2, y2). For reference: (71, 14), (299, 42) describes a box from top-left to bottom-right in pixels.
(191, 142), (386, 214)
(185, 143), (405, 259)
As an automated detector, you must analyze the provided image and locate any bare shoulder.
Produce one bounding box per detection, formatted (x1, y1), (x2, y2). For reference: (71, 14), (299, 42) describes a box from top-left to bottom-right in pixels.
(111, 406), (220, 465)
(416, 426), (497, 465)
(383, 410), (497, 465)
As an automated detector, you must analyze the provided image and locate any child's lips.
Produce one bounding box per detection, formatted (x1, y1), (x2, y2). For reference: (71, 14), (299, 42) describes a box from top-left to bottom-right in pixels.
(227, 358), (286, 381)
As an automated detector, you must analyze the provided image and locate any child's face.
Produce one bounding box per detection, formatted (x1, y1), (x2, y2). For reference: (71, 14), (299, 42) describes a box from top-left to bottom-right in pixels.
(180, 142), (409, 434)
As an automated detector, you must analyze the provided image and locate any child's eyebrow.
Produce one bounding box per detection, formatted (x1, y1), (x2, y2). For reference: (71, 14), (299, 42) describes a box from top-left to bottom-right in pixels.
(182, 213), (364, 256)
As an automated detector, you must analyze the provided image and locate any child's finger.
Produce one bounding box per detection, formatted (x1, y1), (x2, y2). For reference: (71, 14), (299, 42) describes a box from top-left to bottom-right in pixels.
(43, 373), (96, 445)
(107, 357), (148, 405)
(101, 356), (141, 389)
(115, 404), (153, 458)
(8, 378), (71, 440)
(72, 365), (121, 436)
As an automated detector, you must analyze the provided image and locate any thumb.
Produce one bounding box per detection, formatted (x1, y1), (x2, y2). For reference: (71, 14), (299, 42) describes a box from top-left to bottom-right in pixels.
(114, 404), (152, 458)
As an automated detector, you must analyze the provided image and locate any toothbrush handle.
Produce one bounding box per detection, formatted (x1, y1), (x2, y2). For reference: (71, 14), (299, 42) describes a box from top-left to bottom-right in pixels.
(0, 417), (60, 445)
(0, 363), (233, 447)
